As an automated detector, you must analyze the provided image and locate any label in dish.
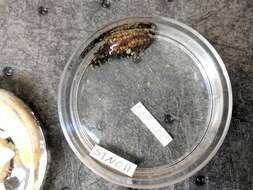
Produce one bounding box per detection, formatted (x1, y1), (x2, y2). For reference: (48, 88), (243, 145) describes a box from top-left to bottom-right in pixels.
(131, 102), (173, 147)
(90, 145), (137, 177)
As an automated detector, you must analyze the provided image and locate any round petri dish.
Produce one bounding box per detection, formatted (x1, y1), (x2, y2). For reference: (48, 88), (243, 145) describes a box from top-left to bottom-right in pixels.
(0, 89), (47, 190)
(58, 17), (232, 189)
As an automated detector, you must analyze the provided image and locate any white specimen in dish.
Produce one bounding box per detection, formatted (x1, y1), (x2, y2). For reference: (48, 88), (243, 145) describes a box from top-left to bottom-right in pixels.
(0, 130), (9, 139)
(0, 182), (6, 190)
(0, 147), (14, 166)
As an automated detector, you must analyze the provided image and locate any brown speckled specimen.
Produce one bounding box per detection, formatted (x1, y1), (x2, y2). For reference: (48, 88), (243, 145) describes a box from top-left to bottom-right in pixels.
(88, 22), (156, 66)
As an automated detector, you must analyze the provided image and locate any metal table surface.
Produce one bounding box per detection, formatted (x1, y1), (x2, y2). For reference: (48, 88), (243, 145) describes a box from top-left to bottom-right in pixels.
(0, 0), (252, 190)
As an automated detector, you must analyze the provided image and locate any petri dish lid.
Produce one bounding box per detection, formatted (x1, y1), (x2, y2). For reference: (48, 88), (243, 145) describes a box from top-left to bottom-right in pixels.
(0, 89), (47, 190)
(58, 17), (232, 189)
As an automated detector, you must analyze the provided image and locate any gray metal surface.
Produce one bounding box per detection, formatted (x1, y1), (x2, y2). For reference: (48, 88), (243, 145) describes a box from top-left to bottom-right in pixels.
(0, 0), (252, 190)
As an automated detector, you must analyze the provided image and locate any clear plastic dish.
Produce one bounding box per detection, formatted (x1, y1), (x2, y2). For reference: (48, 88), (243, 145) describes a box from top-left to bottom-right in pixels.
(58, 17), (232, 189)
(0, 89), (47, 190)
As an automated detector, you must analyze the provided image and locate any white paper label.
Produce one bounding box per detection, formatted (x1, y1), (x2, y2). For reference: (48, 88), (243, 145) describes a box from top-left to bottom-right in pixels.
(131, 102), (173, 147)
(90, 145), (137, 177)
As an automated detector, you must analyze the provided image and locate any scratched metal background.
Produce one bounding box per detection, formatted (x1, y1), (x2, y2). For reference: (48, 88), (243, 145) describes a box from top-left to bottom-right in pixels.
(0, 0), (253, 190)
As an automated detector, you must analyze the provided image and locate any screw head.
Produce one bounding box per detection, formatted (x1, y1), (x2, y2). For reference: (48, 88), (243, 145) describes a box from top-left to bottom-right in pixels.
(61, 187), (70, 190)
(164, 113), (175, 124)
(38, 6), (49, 15)
(3, 67), (14, 76)
(100, 0), (110, 8)
(195, 175), (206, 186)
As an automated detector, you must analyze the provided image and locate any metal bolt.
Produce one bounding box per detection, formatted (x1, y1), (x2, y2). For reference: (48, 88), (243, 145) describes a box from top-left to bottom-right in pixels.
(164, 113), (175, 124)
(100, 0), (110, 8)
(61, 187), (70, 190)
(38, 6), (49, 15)
(195, 175), (206, 186)
(2, 67), (14, 76)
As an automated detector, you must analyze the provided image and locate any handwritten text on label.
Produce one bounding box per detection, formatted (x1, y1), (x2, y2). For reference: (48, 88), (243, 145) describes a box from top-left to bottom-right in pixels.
(131, 102), (173, 147)
(90, 145), (137, 177)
